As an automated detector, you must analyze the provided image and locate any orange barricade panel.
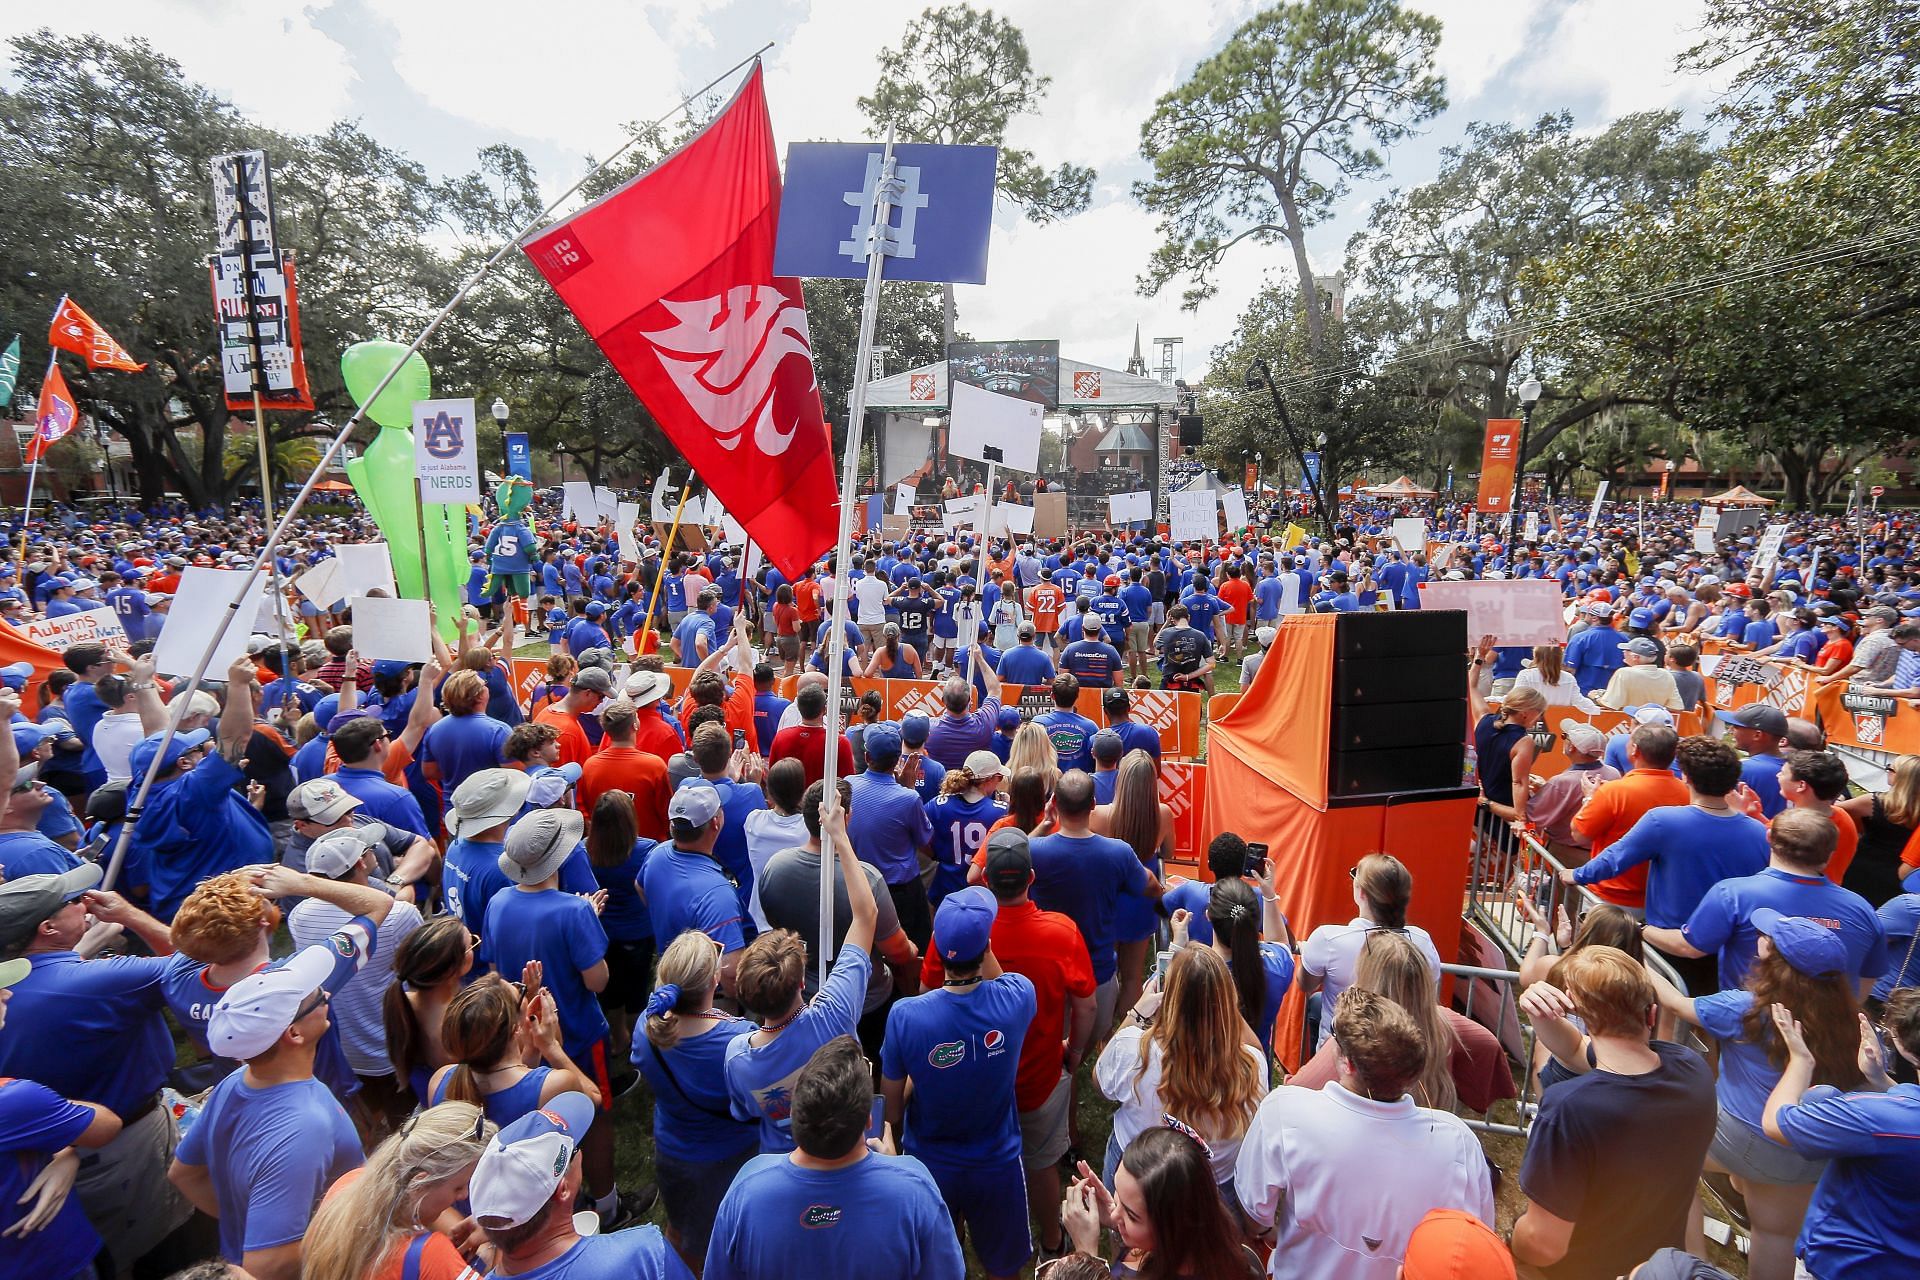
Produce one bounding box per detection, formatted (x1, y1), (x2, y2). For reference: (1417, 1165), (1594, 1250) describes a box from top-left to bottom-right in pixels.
(1212, 613), (1337, 810)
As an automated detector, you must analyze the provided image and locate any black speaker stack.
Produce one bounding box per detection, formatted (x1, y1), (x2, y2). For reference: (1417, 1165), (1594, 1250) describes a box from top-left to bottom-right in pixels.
(1326, 610), (1469, 798)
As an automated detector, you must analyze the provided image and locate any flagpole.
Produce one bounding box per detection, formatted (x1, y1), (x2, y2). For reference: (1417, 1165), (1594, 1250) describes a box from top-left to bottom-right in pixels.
(817, 129), (897, 989)
(97, 45), (778, 893)
(966, 460), (997, 691)
(17, 350), (59, 561)
(638, 477), (692, 655)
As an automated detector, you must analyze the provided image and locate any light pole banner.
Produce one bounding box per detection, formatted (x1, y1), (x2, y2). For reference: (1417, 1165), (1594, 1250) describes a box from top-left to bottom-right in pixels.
(504, 432), (533, 481)
(413, 398), (480, 504)
(1475, 418), (1521, 513)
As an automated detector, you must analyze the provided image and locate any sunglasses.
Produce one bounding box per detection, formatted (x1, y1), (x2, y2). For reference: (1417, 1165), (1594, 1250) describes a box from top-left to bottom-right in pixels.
(294, 987), (330, 1021)
(403, 1104), (488, 1146)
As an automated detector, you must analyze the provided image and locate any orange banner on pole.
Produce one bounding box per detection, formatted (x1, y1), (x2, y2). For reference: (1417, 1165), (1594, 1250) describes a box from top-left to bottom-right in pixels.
(1476, 418), (1521, 513)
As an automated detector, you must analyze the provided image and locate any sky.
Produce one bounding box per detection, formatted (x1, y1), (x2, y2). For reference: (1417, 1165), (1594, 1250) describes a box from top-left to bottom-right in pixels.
(2, 0), (1736, 381)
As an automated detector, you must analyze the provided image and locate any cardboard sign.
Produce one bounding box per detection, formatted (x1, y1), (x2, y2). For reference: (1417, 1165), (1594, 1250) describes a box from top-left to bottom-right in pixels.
(347, 595), (434, 663)
(1168, 489), (1218, 543)
(412, 397), (480, 504)
(881, 514), (911, 538)
(153, 567), (265, 677)
(1034, 491), (1068, 539)
(20, 607), (126, 654)
(332, 543), (396, 598)
(1109, 490), (1153, 524)
(1419, 578), (1567, 646)
(292, 557), (344, 608)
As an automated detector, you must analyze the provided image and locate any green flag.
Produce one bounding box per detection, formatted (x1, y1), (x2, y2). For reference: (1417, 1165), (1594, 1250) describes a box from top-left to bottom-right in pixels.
(0, 335), (18, 410)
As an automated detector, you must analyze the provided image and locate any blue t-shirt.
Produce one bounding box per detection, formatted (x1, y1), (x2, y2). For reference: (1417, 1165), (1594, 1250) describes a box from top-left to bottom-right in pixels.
(641, 847), (748, 956)
(1694, 989), (1779, 1131)
(674, 612), (718, 665)
(705, 1151), (965, 1280)
(176, 1072), (363, 1264)
(1059, 640), (1124, 688)
(724, 946), (870, 1152)
(995, 644), (1056, 686)
(1777, 1082), (1920, 1280)
(1181, 591), (1225, 634)
(444, 838), (595, 937)
(1740, 752), (1788, 818)
(0, 951), (178, 1120)
(1564, 626), (1627, 694)
(634, 1017), (758, 1165)
(482, 887), (610, 1060)
(881, 975), (1034, 1168)
(1681, 867), (1889, 990)
(1110, 719), (1163, 763)
(923, 792), (1007, 904)
(1573, 807), (1771, 928)
(1028, 832), (1152, 984)
(593, 838), (656, 944)
(752, 693), (792, 756)
(332, 765), (433, 841)
(484, 521), (536, 573)
(1090, 595), (1129, 643)
(0, 830), (80, 879)
(419, 713), (509, 796)
(134, 752), (276, 920)
(0, 1077), (102, 1279)
(1871, 895), (1920, 1002)
(1033, 709), (1098, 775)
(847, 771), (934, 886)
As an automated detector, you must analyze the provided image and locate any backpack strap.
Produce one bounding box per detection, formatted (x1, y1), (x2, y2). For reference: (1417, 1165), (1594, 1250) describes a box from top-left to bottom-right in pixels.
(401, 1232), (432, 1280)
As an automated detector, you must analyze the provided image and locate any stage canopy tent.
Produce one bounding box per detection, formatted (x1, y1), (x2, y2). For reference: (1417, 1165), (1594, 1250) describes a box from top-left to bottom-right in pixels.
(1358, 475), (1438, 499)
(1702, 484), (1775, 507)
(864, 356), (1177, 410)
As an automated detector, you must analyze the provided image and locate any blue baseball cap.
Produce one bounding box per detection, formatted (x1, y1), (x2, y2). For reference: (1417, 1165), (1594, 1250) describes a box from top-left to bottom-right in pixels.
(1628, 608), (1655, 629)
(933, 885), (998, 964)
(11, 722), (54, 756)
(996, 706), (1022, 731)
(312, 694), (341, 726)
(0, 661), (34, 690)
(584, 600), (606, 617)
(1750, 909), (1846, 978)
(863, 722), (903, 760)
(371, 659), (412, 679)
(127, 727), (212, 780)
(900, 711), (932, 747)
(468, 1090), (594, 1227)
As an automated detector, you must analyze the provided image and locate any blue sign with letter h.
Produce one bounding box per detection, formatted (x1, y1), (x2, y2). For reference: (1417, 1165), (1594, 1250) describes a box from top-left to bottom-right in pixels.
(774, 143), (997, 284)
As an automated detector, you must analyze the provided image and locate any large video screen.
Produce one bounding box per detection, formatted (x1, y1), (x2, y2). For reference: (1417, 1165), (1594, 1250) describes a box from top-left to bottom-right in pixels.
(947, 339), (1060, 408)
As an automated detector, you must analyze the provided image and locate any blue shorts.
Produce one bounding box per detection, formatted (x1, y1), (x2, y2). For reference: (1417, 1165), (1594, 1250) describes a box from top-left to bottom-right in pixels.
(918, 1153), (1031, 1276)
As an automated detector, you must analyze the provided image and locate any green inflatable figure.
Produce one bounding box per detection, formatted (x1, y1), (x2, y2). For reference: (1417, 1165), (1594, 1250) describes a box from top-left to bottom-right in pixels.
(339, 341), (466, 641)
(495, 475), (533, 522)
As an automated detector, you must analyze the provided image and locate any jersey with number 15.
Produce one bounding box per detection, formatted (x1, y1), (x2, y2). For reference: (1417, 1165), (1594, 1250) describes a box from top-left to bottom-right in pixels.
(484, 520), (535, 573)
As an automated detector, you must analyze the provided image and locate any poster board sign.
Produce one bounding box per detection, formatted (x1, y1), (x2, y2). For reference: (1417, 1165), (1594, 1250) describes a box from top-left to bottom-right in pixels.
(564, 481), (597, 524)
(20, 607), (125, 654)
(1693, 522), (1716, 554)
(332, 543), (397, 598)
(894, 483), (916, 515)
(655, 520), (707, 552)
(292, 557), (344, 608)
(347, 595), (434, 663)
(1753, 523), (1789, 574)
(593, 486), (619, 526)
(650, 473), (678, 522)
(153, 567), (264, 677)
(1390, 518), (1428, 552)
(615, 502), (643, 563)
(1034, 491), (1068, 539)
(1221, 486), (1249, 533)
(947, 381), (1043, 472)
(1168, 489), (1218, 543)
(992, 502), (1034, 536)
(1108, 490), (1153, 524)
(412, 398), (480, 505)
(943, 494), (984, 532)
(1419, 579), (1567, 646)
(1585, 481), (1609, 538)
(1522, 512), (1539, 542)
(881, 514), (911, 539)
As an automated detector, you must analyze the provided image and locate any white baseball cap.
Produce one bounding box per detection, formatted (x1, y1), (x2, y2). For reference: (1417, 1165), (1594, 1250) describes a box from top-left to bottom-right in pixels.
(305, 825), (386, 879)
(207, 945), (336, 1061)
(468, 1091), (596, 1226)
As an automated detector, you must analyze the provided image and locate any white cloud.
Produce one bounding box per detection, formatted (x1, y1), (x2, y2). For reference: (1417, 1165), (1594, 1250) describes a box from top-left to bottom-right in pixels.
(1412, 0), (1547, 104)
(1539, 0), (1723, 118)
(0, 0), (354, 135)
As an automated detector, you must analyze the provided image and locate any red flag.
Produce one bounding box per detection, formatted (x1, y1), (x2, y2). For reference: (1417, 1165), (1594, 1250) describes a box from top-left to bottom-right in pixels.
(520, 66), (836, 580)
(28, 364), (78, 462)
(48, 297), (146, 371)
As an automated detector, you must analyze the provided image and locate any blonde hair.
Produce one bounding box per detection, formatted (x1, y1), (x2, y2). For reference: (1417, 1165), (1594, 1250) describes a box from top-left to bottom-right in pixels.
(645, 930), (724, 1052)
(301, 1101), (494, 1280)
(1134, 947), (1264, 1141)
(940, 760), (1002, 798)
(1004, 722), (1059, 793)
(1353, 932), (1457, 1111)
(441, 669), (488, 716)
(1883, 755), (1920, 828)
(1498, 685), (1548, 723)
(1531, 645), (1564, 686)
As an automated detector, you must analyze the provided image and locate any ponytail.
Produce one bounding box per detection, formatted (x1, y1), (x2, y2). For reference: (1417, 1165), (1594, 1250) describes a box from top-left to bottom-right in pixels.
(940, 765), (979, 797)
(1208, 877), (1266, 1034)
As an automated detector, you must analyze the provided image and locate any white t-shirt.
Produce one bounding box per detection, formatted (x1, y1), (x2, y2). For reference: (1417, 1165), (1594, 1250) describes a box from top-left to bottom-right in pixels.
(743, 808), (809, 931)
(1234, 1081), (1493, 1280)
(1299, 919), (1443, 1048)
(288, 891), (421, 1075)
(92, 710), (146, 783)
(854, 576), (888, 626)
(1511, 666), (1600, 712)
(1096, 1026), (1268, 1185)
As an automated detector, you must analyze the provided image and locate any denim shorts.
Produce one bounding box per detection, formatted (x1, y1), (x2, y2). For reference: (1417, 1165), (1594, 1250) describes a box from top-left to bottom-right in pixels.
(656, 1148), (755, 1256)
(1710, 1105), (1827, 1186)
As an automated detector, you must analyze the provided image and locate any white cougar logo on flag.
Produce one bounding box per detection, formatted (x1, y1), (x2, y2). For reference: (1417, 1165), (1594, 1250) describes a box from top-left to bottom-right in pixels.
(640, 285), (816, 456)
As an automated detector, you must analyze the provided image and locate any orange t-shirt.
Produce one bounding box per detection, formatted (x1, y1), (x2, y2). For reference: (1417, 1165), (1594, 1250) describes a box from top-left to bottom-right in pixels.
(1570, 767), (1691, 908)
(795, 579), (823, 623)
(319, 1170), (469, 1279)
(1026, 583), (1063, 632)
(533, 704), (595, 768)
(1218, 578), (1254, 625)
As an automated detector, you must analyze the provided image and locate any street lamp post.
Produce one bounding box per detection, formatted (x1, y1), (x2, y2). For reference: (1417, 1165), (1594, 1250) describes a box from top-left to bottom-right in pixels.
(1505, 376), (1544, 567)
(1854, 465), (1866, 566)
(1554, 451), (1566, 505)
(491, 397), (510, 479)
(1244, 359), (1330, 531)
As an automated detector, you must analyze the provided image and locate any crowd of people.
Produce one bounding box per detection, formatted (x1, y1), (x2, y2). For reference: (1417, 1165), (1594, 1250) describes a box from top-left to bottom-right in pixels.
(0, 485), (1913, 1280)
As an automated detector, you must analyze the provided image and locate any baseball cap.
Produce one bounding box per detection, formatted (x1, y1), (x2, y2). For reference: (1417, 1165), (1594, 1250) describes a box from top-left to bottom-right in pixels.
(0, 862), (102, 950)
(206, 944), (336, 1060)
(1256, 626), (1276, 647)
(995, 706), (1022, 731)
(1623, 637), (1660, 660)
(1091, 728), (1125, 762)
(1820, 615), (1853, 633)
(1628, 607), (1655, 628)
(1101, 687), (1130, 712)
(1866, 605), (1900, 626)
(962, 750), (1005, 779)
(572, 667), (613, 696)
(468, 1091), (595, 1227)
(524, 763), (581, 809)
(584, 600), (606, 617)
(622, 670), (671, 706)
(11, 722), (54, 757)
(371, 659), (412, 679)
(306, 825), (386, 879)
(863, 722), (903, 759)
(286, 778), (364, 825)
(0, 660), (35, 690)
(499, 809), (585, 885)
(669, 781), (722, 830)
(1400, 1208), (1517, 1280)
(326, 708), (376, 735)
(127, 727), (212, 781)
(982, 827), (1032, 894)
(1581, 601), (1613, 617)
(900, 712), (932, 747)
(1715, 704), (1788, 738)
(1625, 705), (1675, 726)
(1750, 909), (1847, 978)
(933, 885), (998, 963)
(446, 768), (534, 838)
(1562, 722), (1606, 755)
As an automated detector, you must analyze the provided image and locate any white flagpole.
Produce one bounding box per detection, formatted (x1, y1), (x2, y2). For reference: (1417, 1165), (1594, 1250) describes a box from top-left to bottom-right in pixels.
(98, 45), (775, 892)
(818, 129), (897, 989)
(966, 460), (996, 691)
(18, 296), (67, 557)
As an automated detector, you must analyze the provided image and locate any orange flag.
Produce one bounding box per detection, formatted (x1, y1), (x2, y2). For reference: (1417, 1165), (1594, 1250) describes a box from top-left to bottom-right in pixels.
(27, 363), (78, 462)
(48, 296), (145, 372)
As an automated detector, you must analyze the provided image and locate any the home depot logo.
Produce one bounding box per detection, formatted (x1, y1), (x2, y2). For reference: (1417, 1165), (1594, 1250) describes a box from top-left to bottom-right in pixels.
(1158, 763), (1192, 822)
(1130, 690), (1181, 736)
(890, 686), (947, 721)
(1073, 370), (1101, 399)
(909, 372), (937, 401)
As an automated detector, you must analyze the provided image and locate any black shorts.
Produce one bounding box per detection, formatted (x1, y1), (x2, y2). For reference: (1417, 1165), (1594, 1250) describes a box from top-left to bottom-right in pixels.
(598, 937), (656, 1015)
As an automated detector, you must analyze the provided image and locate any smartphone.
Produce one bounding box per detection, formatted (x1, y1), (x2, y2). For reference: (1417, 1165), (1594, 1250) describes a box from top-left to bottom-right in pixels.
(1154, 948), (1173, 984)
(1245, 842), (1270, 879)
(867, 1095), (886, 1140)
(732, 728), (748, 751)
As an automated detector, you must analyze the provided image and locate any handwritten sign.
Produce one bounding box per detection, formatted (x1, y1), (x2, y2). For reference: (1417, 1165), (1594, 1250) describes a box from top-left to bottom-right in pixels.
(1420, 578), (1567, 647)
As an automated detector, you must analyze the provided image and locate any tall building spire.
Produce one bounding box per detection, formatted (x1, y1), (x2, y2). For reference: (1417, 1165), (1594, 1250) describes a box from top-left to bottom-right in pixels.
(1126, 324), (1146, 375)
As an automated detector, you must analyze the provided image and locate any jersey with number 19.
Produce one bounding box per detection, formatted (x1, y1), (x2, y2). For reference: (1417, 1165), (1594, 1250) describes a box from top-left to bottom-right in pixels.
(924, 792), (1008, 905)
